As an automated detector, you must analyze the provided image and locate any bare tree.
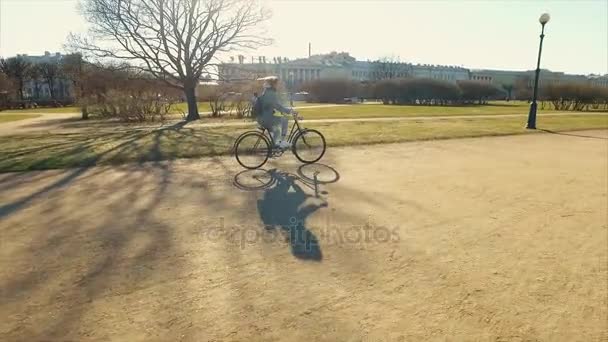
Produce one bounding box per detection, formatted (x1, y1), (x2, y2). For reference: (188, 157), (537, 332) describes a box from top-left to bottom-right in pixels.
(457, 80), (504, 105)
(69, 0), (270, 121)
(0, 72), (13, 94)
(62, 53), (91, 118)
(0, 57), (31, 101)
(39, 61), (60, 100)
(0, 72), (15, 108)
(27, 65), (43, 99)
(514, 76), (532, 101)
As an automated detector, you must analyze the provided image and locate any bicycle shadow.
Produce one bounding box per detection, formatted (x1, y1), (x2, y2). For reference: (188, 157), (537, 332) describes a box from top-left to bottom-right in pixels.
(257, 170), (326, 261)
(234, 166), (340, 261)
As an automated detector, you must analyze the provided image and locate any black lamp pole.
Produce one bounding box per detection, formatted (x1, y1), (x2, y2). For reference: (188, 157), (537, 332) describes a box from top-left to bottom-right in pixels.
(527, 14), (550, 129)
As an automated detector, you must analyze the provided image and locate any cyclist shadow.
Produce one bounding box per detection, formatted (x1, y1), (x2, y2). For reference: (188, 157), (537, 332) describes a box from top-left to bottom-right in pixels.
(257, 170), (326, 261)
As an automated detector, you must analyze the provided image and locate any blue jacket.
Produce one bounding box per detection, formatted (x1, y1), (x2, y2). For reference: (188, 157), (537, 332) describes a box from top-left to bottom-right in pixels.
(257, 88), (292, 125)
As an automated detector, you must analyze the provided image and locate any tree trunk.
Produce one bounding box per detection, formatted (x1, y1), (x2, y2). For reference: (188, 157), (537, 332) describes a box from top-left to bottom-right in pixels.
(18, 79), (24, 101)
(184, 86), (200, 121)
(81, 106), (89, 120)
(33, 81), (40, 99)
(48, 79), (55, 99)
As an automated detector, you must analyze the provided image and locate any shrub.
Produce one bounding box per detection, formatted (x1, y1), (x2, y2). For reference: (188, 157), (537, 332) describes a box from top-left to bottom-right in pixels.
(457, 80), (504, 104)
(301, 78), (361, 103)
(542, 83), (608, 111)
(84, 75), (181, 122)
(206, 81), (258, 117)
(513, 77), (533, 101)
(373, 79), (400, 104)
(372, 78), (461, 105)
(86, 91), (177, 122)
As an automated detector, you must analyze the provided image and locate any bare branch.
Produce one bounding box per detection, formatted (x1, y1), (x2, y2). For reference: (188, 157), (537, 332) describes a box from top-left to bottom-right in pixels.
(69, 0), (270, 120)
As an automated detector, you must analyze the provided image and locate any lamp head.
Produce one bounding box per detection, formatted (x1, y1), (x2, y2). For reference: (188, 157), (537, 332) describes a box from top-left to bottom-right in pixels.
(539, 13), (550, 25)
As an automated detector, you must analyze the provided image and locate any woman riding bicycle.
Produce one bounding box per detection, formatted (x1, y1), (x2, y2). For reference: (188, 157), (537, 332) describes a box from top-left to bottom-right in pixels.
(256, 76), (301, 149)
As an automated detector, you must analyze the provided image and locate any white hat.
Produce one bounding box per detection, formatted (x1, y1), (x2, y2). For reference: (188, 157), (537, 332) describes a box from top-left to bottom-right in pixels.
(256, 76), (279, 81)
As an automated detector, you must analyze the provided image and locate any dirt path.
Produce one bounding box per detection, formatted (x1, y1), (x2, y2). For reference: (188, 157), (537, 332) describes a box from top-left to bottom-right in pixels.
(1, 131), (607, 341)
(0, 112), (79, 135)
(0, 105), (344, 136)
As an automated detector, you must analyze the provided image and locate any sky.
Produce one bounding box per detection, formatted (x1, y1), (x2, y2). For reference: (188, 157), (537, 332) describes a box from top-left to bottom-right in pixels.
(0, 0), (606, 75)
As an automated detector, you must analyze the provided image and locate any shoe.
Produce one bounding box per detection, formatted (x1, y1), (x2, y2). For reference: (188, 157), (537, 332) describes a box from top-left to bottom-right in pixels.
(277, 140), (291, 149)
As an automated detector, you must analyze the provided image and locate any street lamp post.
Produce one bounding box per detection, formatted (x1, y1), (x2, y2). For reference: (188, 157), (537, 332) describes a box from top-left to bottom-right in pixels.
(526, 13), (551, 129)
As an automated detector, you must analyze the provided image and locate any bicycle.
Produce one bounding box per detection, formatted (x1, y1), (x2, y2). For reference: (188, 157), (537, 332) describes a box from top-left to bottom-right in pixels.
(233, 115), (326, 169)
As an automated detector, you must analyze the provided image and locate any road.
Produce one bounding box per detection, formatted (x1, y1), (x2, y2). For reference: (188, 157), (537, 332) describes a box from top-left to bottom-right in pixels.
(1, 131), (606, 341)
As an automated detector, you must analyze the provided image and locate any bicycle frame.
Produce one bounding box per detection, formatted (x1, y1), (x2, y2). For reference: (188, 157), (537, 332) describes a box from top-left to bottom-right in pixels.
(262, 116), (305, 147)
(233, 116), (303, 158)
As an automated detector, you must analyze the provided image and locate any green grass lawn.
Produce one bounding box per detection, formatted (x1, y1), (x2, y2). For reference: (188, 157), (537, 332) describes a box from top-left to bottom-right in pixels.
(0, 114), (606, 172)
(298, 101), (578, 120)
(168, 100), (594, 120)
(170, 100), (327, 113)
(0, 114), (41, 124)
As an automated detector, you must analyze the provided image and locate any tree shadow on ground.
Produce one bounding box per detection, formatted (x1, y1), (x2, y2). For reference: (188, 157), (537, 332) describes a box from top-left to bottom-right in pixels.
(0, 138), (242, 340)
(10, 116), (197, 139)
(0, 119), (252, 340)
(0, 119), (237, 173)
(0, 162), (179, 339)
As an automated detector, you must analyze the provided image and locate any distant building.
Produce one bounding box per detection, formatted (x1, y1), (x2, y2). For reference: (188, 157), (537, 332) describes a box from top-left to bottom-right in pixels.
(219, 51), (607, 90)
(470, 69), (592, 89)
(17, 51), (73, 100)
(588, 74), (608, 88)
(219, 52), (469, 86)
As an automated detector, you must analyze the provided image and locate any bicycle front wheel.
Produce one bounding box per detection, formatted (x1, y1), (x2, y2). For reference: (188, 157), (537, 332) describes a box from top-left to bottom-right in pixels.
(292, 129), (326, 164)
(235, 132), (271, 169)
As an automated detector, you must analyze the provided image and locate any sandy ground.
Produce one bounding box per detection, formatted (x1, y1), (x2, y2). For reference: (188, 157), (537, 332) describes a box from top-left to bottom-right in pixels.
(1, 130), (607, 341)
(0, 113), (78, 135)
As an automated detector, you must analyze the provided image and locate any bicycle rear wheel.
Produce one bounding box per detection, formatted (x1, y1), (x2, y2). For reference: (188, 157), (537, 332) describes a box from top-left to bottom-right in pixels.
(233, 169), (275, 190)
(292, 129), (326, 164)
(235, 132), (271, 169)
